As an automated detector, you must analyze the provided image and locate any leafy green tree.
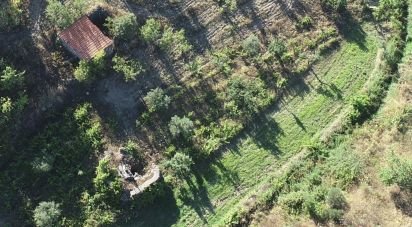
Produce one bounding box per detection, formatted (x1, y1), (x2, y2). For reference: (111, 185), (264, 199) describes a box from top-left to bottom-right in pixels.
(169, 115), (194, 138)
(380, 153), (412, 189)
(1, 66), (24, 91)
(140, 18), (162, 43)
(225, 76), (270, 116)
(242, 34), (261, 56)
(106, 13), (138, 40)
(33, 201), (61, 227)
(46, 0), (87, 29)
(143, 88), (171, 112)
(159, 26), (191, 57)
(162, 152), (193, 179)
(268, 38), (287, 59)
(112, 55), (145, 82)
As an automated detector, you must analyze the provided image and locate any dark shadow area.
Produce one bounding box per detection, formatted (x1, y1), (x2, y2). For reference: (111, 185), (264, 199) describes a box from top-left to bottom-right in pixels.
(121, 184), (180, 227)
(310, 68), (343, 100)
(333, 12), (368, 51)
(253, 117), (284, 154)
(391, 189), (412, 217)
(177, 172), (215, 223)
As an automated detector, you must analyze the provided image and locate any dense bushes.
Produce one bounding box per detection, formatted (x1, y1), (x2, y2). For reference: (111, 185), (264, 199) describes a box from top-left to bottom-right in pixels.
(112, 55), (145, 82)
(106, 13), (138, 40)
(242, 35), (261, 56)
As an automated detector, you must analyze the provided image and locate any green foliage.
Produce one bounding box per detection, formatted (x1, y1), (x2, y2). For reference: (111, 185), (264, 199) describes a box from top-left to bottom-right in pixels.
(140, 18), (191, 57)
(384, 36), (404, 72)
(278, 191), (306, 214)
(1, 66), (24, 91)
(375, 0), (407, 21)
(74, 51), (106, 83)
(195, 119), (243, 155)
(74, 103), (103, 150)
(106, 13), (138, 40)
(33, 201), (61, 227)
(93, 158), (122, 201)
(212, 48), (233, 75)
(112, 55), (145, 82)
(0, 0), (24, 30)
(324, 148), (362, 188)
(169, 115), (194, 139)
(215, 0), (237, 13)
(321, 0), (347, 12)
(143, 88), (171, 113)
(162, 152), (193, 181)
(348, 94), (373, 124)
(380, 153), (412, 189)
(159, 27), (192, 57)
(46, 0), (88, 29)
(242, 34), (261, 56)
(296, 16), (313, 30)
(225, 76), (271, 117)
(140, 18), (162, 43)
(326, 188), (346, 209)
(186, 57), (203, 76)
(268, 38), (287, 59)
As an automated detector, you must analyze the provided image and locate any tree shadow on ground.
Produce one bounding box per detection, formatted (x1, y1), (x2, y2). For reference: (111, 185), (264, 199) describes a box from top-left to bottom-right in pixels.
(333, 11), (368, 51)
(252, 117), (284, 155)
(177, 172), (216, 224)
(391, 189), (412, 217)
(309, 68), (343, 100)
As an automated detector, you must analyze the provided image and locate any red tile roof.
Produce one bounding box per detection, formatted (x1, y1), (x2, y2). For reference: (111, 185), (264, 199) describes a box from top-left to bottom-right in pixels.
(58, 16), (113, 60)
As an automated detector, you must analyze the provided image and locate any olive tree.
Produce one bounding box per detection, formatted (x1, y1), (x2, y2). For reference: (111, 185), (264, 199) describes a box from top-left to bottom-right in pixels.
(268, 38), (287, 59)
(242, 34), (261, 56)
(140, 18), (162, 43)
(33, 201), (61, 227)
(162, 152), (193, 180)
(143, 88), (171, 112)
(169, 115), (194, 139)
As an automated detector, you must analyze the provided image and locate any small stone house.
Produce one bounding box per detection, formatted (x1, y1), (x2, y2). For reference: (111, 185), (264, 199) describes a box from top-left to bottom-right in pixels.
(58, 16), (114, 60)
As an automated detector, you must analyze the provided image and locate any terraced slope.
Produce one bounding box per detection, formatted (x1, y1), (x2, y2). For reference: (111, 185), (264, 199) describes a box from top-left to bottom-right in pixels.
(129, 23), (380, 227)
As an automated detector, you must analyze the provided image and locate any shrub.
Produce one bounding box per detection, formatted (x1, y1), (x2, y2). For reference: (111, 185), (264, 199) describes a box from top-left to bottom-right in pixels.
(93, 158), (122, 202)
(112, 55), (145, 82)
(278, 191), (306, 214)
(143, 88), (171, 113)
(326, 188), (346, 209)
(169, 115), (194, 139)
(1, 66), (25, 91)
(324, 148), (362, 188)
(380, 153), (412, 189)
(162, 152), (193, 180)
(33, 201), (61, 227)
(384, 36), (404, 72)
(296, 16), (313, 30)
(348, 94), (373, 124)
(140, 18), (162, 43)
(159, 27), (192, 57)
(268, 38), (287, 59)
(106, 13), (138, 40)
(242, 34), (261, 56)
(74, 51), (106, 83)
(212, 48), (233, 75)
(321, 0), (347, 12)
(0, 0), (24, 30)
